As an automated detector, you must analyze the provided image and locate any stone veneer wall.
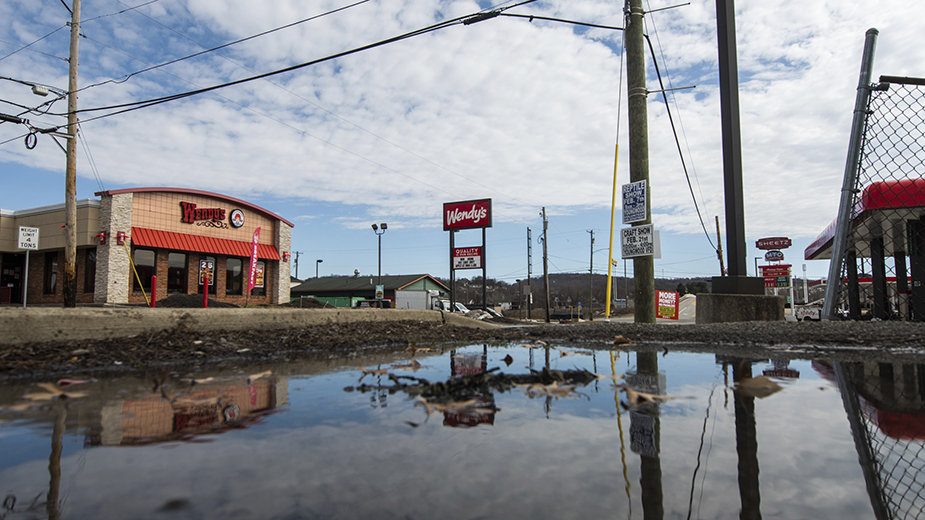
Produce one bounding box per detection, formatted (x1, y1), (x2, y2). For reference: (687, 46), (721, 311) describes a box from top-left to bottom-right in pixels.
(94, 193), (133, 304)
(273, 221), (292, 304)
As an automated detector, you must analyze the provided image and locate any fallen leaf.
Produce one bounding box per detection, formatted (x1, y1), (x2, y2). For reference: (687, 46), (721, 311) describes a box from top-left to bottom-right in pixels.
(502, 354), (514, 366)
(391, 359), (422, 371)
(560, 351), (592, 357)
(248, 370), (272, 383)
(620, 386), (685, 408)
(735, 376), (783, 398)
(614, 335), (634, 345)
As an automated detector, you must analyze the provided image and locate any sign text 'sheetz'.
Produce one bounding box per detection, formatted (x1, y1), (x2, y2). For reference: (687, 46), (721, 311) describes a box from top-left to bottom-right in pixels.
(755, 237), (792, 250)
(443, 199), (492, 230)
(453, 247), (482, 269)
(180, 202), (226, 224)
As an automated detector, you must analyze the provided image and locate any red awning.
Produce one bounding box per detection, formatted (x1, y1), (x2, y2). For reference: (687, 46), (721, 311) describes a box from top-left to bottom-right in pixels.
(131, 227), (280, 260)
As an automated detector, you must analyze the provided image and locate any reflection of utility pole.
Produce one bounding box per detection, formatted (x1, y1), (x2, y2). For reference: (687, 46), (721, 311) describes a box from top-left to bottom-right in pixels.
(63, 0), (82, 307)
(47, 401), (66, 520)
(626, 0), (655, 323)
(636, 352), (663, 519)
(541, 208), (550, 323)
(732, 359), (761, 520)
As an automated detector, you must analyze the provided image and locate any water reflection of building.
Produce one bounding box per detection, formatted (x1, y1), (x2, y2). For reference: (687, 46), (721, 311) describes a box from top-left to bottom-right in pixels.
(86, 377), (288, 446)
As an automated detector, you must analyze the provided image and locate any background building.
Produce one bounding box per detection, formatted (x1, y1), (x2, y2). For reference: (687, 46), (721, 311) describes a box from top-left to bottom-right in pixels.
(0, 187), (293, 306)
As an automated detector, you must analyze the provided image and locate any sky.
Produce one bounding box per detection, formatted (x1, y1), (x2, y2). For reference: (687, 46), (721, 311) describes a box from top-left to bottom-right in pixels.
(2, 0), (924, 284)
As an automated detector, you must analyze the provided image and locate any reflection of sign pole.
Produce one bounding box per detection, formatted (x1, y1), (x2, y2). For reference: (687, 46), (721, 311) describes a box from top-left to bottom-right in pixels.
(18, 227), (39, 308)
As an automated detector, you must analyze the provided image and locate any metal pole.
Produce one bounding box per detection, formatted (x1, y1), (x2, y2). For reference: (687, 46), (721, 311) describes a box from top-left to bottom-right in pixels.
(823, 29), (879, 320)
(23, 250), (29, 308)
(803, 264), (809, 303)
(63, 0), (81, 307)
(715, 0), (748, 279)
(626, 0), (655, 323)
(377, 233), (382, 287)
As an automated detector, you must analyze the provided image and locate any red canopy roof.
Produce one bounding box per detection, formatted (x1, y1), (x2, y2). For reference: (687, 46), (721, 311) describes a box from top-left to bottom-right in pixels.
(131, 227), (280, 260)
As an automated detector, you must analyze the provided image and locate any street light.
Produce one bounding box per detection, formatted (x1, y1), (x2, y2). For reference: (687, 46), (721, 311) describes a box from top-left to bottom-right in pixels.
(315, 259), (322, 278)
(371, 223), (387, 287)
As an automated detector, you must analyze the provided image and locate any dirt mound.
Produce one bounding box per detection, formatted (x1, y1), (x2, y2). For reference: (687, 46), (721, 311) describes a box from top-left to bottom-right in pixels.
(155, 294), (239, 308)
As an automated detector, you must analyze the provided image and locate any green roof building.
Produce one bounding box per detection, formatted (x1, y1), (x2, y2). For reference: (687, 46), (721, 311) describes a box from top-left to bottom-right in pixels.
(290, 274), (449, 308)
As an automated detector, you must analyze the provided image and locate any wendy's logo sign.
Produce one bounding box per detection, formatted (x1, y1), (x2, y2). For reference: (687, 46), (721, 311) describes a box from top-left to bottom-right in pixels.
(229, 209), (245, 228)
(180, 202), (226, 224)
(443, 199), (492, 230)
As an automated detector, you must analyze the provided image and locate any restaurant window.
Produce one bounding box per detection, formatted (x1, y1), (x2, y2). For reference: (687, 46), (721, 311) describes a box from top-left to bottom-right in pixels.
(250, 261), (266, 297)
(43, 252), (58, 294)
(132, 249), (156, 293)
(167, 252), (187, 293)
(197, 256), (216, 295)
(226, 258), (243, 295)
(84, 249), (96, 293)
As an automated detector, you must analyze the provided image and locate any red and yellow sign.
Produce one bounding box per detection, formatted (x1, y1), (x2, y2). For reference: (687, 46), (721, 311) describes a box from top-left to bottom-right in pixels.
(656, 290), (679, 320)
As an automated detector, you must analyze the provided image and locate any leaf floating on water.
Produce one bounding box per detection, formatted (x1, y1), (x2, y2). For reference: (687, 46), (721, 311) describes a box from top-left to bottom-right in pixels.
(614, 335), (634, 345)
(621, 386), (685, 409)
(734, 376), (783, 399)
(391, 360), (422, 371)
(589, 372), (624, 381)
(57, 378), (94, 388)
(522, 340), (547, 349)
(515, 381), (579, 399)
(357, 366), (388, 381)
(415, 397), (496, 416)
(502, 354), (514, 366)
(560, 350), (592, 357)
(247, 370), (272, 383)
(23, 382), (87, 401)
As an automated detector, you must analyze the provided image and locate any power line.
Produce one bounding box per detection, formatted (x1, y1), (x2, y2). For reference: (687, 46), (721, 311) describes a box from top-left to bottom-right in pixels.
(75, 0), (371, 94)
(82, 0), (161, 24)
(0, 24), (68, 63)
(54, 1), (536, 121)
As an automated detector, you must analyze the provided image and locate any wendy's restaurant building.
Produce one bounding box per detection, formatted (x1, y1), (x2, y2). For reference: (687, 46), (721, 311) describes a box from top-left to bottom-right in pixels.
(0, 187), (293, 306)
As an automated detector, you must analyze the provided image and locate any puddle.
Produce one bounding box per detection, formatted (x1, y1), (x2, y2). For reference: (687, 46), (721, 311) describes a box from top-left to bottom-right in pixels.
(1, 343), (923, 519)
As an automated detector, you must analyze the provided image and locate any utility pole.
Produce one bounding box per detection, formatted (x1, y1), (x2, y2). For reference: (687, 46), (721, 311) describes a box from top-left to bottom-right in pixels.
(541, 208), (550, 323)
(292, 251), (302, 279)
(626, 0), (655, 323)
(63, 0), (81, 308)
(526, 227), (533, 319)
(588, 230), (594, 321)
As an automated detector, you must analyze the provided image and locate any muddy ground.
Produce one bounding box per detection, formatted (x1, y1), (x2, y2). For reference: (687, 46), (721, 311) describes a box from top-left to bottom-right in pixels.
(4, 316), (925, 381)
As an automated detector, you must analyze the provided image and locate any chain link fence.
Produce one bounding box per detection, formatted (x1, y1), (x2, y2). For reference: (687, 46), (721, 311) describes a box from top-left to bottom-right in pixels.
(832, 77), (925, 320)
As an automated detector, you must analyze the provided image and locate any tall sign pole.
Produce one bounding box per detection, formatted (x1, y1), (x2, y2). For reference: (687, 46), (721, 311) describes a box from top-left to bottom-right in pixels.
(63, 0), (81, 307)
(626, 0), (655, 323)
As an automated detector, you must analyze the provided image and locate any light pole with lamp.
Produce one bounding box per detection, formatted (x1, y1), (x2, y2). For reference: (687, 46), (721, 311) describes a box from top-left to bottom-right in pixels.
(371, 223), (387, 288)
(315, 259), (322, 278)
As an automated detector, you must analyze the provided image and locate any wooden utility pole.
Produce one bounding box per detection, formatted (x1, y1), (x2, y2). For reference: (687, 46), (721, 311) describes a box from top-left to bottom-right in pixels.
(63, 0), (81, 307)
(626, 0), (655, 323)
(588, 229), (594, 321)
(541, 207), (550, 323)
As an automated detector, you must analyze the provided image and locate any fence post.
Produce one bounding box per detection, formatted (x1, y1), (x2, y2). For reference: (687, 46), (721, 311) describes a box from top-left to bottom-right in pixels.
(823, 29), (879, 320)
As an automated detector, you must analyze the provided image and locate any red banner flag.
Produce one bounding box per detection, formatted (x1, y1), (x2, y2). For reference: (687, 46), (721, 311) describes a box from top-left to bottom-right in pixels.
(247, 227), (261, 293)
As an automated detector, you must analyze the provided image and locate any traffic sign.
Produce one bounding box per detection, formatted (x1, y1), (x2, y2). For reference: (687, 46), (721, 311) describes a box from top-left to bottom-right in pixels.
(18, 227), (39, 250)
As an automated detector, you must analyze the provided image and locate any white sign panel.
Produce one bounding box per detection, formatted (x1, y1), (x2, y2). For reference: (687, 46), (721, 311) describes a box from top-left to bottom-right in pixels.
(622, 180), (647, 224)
(621, 224), (655, 258)
(453, 247), (482, 270)
(18, 227), (39, 250)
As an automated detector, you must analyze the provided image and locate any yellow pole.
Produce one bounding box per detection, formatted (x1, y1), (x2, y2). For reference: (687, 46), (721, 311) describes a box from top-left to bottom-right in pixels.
(122, 241), (150, 306)
(605, 143), (620, 318)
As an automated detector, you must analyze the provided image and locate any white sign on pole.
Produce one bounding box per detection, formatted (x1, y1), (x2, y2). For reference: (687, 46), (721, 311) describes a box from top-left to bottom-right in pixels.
(621, 224), (655, 258)
(18, 227), (39, 250)
(622, 180), (647, 224)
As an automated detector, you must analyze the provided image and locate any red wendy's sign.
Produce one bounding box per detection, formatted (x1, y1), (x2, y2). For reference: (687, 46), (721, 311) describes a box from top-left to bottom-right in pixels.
(755, 237), (792, 250)
(180, 201), (226, 224)
(443, 199), (492, 230)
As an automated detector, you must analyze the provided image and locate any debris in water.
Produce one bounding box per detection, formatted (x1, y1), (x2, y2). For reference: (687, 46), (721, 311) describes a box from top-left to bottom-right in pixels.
(247, 370), (272, 383)
(734, 375), (783, 398)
